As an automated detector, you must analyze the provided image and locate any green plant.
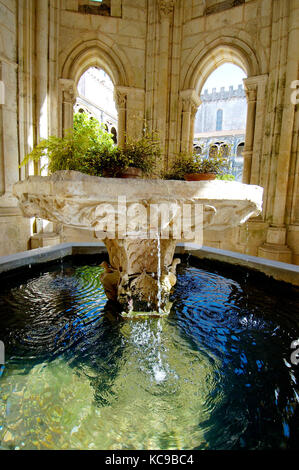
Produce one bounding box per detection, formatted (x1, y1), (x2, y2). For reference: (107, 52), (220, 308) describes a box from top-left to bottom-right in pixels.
(120, 132), (162, 176)
(216, 173), (235, 181)
(163, 153), (197, 180)
(21, 113), (115, 176)
(163, 151), (230, 180)
(21, 115), (162, 178)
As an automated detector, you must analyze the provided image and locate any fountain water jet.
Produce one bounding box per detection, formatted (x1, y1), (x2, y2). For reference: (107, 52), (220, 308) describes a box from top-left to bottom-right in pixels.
(13, 170), (263, 316)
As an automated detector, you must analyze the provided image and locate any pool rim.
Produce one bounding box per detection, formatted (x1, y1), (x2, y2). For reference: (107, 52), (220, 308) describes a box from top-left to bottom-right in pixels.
(0, 242), (298, 287)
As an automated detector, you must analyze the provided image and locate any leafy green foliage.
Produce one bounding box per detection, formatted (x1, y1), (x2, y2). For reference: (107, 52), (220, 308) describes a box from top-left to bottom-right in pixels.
(21, 114), (161, 178)
(21, 113), (115, 176)
(163, 151), (230, 180)
(216, 173), (235, 181)
(120, 132), (162, 176)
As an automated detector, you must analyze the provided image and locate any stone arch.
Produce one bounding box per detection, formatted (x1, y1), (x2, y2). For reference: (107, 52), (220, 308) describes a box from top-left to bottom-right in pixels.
(193, 144), (202, 155)
(59, 37), (133, 140)
(60, 37), (132, 87)
(237, 141), (245, 157)
(179, 36), (265, 185)
(182, 36), (261, 94)
(73, 102), (96, 119)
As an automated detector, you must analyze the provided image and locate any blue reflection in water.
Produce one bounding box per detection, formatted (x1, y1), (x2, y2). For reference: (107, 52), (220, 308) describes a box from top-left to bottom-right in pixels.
(0, 257), (298, 450)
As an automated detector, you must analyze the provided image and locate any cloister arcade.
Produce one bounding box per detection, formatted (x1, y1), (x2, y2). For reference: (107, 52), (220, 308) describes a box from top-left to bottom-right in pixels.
(0, 0), (298, 263)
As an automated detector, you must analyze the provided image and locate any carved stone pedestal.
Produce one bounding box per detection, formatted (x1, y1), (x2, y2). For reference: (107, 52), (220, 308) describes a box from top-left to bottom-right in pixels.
(13, 171), (264, 316)
(101, 238), (180, 314)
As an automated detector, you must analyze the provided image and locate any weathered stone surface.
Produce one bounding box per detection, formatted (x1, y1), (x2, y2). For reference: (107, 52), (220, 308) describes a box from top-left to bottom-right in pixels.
(14, 170), (263, 312)
(1, 0), (299, 265)
(13, 170), (263, 233)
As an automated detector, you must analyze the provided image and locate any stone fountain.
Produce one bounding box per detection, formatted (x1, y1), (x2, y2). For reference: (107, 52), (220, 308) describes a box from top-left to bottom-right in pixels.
(13, 170), (263, 315)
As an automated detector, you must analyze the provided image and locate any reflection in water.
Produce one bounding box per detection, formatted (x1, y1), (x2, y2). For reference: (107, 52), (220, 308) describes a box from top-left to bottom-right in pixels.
(0, 260), (298, 450)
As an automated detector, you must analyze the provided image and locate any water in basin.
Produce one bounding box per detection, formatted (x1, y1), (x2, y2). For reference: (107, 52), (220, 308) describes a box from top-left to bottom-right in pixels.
(0, 256), (298, 450)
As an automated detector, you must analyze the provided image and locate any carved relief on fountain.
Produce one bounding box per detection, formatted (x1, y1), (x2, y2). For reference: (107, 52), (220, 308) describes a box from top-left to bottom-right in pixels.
(104, 238), (176, 275)
(102, 238), (179, 312)
(13, 170), (263, 315)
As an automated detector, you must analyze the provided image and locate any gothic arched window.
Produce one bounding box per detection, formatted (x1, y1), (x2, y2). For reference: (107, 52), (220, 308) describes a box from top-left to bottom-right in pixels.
(237, 142), (245, 157)
(216, 109), (223, 131)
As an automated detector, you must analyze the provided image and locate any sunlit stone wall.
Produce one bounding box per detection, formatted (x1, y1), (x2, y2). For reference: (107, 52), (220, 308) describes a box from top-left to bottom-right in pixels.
(0, 0), (299, 264)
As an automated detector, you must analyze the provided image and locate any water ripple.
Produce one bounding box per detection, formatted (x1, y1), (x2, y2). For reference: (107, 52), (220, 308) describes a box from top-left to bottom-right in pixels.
(0, 259), (298, 450)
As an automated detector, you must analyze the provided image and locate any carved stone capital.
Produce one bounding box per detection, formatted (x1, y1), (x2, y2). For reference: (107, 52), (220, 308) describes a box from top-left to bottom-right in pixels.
(158, 0), (175, 17)
(59, 78), (77, 105)
(114, 88), (127, 110)
(243, 79), (258, 102)
(191, 102), (199, 118)
(243, 75), (268, 102)
(181, 97), (190, 113)
(245, 87), (257, 102)
(180, 89), (201, 113)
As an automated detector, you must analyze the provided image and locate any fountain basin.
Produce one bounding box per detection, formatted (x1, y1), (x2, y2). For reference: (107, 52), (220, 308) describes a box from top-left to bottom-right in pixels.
(13, 170), (263, 232)
(13, 171), (263, 313)
(0, 251), (298, 450)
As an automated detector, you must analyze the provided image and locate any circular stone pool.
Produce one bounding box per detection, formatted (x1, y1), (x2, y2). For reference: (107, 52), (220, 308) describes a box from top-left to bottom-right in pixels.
(0, 255), (298, 450)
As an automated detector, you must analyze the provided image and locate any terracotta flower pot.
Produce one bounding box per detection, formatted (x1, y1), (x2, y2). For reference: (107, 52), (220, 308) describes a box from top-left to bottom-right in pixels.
(102, 167), (143, 178)
(119, 167), (143, 179)
(102, 169), (115, 177)
(184, 173), (216, 181)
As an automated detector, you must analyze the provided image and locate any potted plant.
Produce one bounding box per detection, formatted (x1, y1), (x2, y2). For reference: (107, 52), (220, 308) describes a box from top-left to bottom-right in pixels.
(21, 113), (116, 176)
(99, 147), (130, 177)
(117, 132), (162, 178)
(164, 150), (230, 181)
(22, 114), (164, 180)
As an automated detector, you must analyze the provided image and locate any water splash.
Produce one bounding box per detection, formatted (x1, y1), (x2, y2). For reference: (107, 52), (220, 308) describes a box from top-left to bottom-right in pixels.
(152, 319), (167, 383)
(0, 260), (298, 450)
(156, 232), (162, 314)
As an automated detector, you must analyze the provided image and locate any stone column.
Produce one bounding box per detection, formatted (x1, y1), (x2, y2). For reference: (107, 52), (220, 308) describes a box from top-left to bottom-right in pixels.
(180, 89), (201, 153)
(114, 86), (127, 147)
(36, 0), (48, 144)
(156, 0), (174, 154)
(0, 58), (19, 200)
(189, 100), (201, 153)
(48, 0), (60, 138)
(114, 86), (145, 144)
(242, 78), (257, 184)
(0, 54), (31, 255)
(258, 0), (298, 263)
(249, 75), (268, 186)
(236, 75), (269, 257)
(272, 3), (298, 227)
(180, 96), (191, 153)
(35, 0), (49, 180)
(126, 88), (145, 140)
(59, 79), (77, 136)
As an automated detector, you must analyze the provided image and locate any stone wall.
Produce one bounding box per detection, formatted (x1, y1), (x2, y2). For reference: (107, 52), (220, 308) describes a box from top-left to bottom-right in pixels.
(0, 0), (30, 255)
(0, 0), (298, 264)
(195, 85), (247, 133)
